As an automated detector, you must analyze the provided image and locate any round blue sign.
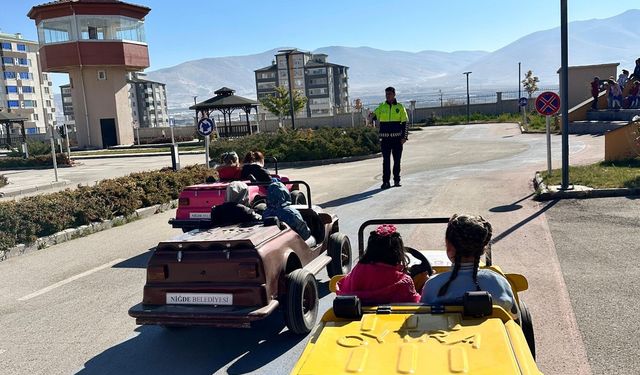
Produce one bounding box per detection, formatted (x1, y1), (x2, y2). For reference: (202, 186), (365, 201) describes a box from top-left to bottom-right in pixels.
(518, 97), (528, 107)
(197, 118), (215, 136)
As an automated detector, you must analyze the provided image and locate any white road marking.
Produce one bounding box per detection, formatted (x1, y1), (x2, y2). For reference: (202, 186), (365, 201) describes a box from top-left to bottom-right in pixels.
(18, 258), (125, 301)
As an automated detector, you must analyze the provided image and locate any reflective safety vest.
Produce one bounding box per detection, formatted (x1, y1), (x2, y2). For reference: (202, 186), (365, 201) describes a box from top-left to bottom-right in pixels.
(373, 100), (408, 140)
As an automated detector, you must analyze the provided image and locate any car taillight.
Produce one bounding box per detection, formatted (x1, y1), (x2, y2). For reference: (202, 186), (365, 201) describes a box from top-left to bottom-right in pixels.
(238, 263), (258, 279)
(178, 198), (189, 206)
(147, 265), (168, 281)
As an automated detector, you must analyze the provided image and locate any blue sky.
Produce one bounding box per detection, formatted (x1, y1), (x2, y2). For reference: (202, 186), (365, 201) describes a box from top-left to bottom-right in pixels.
(1, 0), (639, 88)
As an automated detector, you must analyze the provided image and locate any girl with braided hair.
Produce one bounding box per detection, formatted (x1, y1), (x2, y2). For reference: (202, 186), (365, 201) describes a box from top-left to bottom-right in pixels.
(420, 214), (517, 316)
(336, 225), (421, 304)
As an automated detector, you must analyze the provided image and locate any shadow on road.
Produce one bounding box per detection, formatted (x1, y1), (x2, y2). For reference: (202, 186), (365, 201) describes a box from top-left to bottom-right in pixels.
(491, 199), (558, 244)
(320, 188), (383, 208)
(489, 193), (534, 213)
(77, 281), (331, 375)
(112, 248), (155, 269)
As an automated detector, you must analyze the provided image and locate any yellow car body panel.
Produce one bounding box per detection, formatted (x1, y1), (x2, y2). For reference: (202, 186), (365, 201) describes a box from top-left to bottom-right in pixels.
(291, 306), (542, 375)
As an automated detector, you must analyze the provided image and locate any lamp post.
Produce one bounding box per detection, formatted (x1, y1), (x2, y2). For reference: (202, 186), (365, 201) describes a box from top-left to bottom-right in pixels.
(279, 49), (296, 130)
(193, 96), (198, 126)
(518, 62), (522, 100)
(463, 71), (472, 124)
(560, 0), (570, 190)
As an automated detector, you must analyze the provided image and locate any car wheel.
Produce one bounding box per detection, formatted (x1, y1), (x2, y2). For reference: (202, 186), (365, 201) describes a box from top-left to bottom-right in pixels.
(519, 300), (535, 359)
(290, 190), (307, 205)
(283, 269), (318, 334)
(327, 233), (352, 277)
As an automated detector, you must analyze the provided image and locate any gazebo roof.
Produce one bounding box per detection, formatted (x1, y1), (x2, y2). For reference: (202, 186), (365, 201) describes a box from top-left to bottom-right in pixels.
(190, 87), (258, 111)
(0, 111), (28, 123)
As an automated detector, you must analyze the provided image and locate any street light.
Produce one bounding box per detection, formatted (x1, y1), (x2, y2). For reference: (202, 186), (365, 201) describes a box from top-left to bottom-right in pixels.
(560, 0), (570, 189)
(463, 71), (472, 124)
(279, 49), (296, 130)
(518, 62), (522, 100)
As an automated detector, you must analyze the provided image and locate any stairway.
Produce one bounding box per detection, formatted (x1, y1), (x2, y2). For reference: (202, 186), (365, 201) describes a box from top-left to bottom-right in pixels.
(568, 109), (639, 134)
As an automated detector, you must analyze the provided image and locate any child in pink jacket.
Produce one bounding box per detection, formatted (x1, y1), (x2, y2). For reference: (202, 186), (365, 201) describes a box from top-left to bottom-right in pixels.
(336, 224), (420, 304)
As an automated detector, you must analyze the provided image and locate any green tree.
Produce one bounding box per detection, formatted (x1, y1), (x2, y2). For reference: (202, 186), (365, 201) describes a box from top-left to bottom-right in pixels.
(522, 70), (540, 111)
(259, 86), (308, 128)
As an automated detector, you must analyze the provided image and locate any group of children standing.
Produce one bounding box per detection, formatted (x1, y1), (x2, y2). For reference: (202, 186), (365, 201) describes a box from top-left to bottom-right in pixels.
(337, 214), (517, 315)
(590, 58), (640, 110)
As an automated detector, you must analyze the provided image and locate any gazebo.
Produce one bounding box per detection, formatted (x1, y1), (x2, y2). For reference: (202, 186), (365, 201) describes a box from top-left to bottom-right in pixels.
(0, 111), (28, 149)
(190, 87), (259, 138)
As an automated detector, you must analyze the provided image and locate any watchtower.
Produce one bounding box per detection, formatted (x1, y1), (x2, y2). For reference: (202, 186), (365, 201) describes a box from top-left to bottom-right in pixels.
(28, 0), (151, 148)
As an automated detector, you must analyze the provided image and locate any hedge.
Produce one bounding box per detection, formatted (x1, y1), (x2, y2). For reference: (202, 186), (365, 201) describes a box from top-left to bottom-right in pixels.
(0, 153), (71, 170)
(209, 127), (380, 163)
(0, 165), (217, 252)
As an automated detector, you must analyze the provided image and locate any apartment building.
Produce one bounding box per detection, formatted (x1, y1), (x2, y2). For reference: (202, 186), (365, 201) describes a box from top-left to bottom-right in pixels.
(60, 83), (74, 130)
(128, 72), (169, 128)
(255, 49), (349, 118)
(0, 32), (55, 134)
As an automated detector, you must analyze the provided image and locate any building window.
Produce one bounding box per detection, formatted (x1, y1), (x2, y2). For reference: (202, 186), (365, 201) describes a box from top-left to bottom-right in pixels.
(257, 81), (276, 89)
(33, 113), (39, 121)
(19, 72), (32, 80)
(308, 88), (328, 95)
(309, 78), (328, 85)
(2, 57), (13, 65)
(259, 72), (276, 79)
(8, 100), (19, 108)
(23, 100), (36, 108)
(6, 86), (18, 94)
(22, 86), (34, 93)
(17, 58), (28, 66)
(1, 42), (11, 50)
(97, 70), (107, 80)
(308, 68), (327, 75)
(44, 87), (50, 94)
(17, 44), (26, 51)
(3, 71), (16, 79)
(48, 113), (53, 120)
(46, 100), (52, 107)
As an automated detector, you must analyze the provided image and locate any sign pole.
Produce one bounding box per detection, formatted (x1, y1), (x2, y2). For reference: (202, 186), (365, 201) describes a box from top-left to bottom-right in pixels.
(546, 115), (552, 175)
(560, 0), (570, 189)
(204, 135), (210, 169)
(49, 125), (58, 182)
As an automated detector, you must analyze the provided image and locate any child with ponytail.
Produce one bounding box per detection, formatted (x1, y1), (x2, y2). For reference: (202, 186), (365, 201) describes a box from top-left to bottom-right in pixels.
(420, 214), (517, 315)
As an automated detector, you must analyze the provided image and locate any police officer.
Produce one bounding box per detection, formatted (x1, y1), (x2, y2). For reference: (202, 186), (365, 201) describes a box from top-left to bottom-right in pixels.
(370, 87), (408, 189)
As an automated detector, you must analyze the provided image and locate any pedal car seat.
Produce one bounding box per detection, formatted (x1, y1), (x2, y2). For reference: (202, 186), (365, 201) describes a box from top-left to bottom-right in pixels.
(297, 207), (326, 242)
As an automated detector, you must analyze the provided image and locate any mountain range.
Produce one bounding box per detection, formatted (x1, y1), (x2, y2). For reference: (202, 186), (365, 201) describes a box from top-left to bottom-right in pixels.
(146, 9), (640, 109)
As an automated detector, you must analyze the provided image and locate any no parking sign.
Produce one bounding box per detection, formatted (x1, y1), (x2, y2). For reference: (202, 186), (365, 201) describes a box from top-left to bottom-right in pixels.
(535, 91), (561, 116)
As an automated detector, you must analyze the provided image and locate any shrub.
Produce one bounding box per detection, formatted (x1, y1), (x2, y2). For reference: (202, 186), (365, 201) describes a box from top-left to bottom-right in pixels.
(0, 153), (71, 170)
(0, 164), (216, 251)
(7, 140), (52, 157)
(209, 127), (380, 163)
(0, 175), (7, 188)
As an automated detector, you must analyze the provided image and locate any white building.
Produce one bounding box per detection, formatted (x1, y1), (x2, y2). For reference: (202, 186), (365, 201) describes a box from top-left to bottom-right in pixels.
(0, 32), (55, 134)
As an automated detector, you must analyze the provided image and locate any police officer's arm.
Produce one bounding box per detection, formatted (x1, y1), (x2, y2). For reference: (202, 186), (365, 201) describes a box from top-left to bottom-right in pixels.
(399, 104), (409, 141)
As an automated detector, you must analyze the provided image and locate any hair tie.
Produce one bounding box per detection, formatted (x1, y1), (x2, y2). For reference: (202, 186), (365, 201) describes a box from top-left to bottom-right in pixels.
(376, 224), (397, 237)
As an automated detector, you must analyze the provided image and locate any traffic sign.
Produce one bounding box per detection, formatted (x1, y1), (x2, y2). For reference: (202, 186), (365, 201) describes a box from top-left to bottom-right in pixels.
(197, 117), (215, 136)
(518, 97), (528, 107)
(169, 117), (175, 127)
(535, 91), (561, 116)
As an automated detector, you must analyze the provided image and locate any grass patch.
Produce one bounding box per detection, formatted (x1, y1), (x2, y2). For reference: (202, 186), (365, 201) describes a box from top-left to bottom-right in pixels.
(419, 112), (555, 132)
(540, 158), (640, 189)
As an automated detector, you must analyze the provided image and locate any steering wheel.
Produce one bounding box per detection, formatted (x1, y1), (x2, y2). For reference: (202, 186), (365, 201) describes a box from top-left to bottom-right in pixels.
(405, 247), (433, 278)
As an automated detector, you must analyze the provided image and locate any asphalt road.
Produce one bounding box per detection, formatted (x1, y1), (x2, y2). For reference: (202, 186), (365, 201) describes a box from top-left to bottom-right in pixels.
(0, 124), (611, 375)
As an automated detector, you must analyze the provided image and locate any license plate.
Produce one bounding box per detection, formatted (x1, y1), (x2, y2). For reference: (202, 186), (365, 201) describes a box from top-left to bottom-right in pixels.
(166, 293), (233, 306)
(189, 212), (211, 219)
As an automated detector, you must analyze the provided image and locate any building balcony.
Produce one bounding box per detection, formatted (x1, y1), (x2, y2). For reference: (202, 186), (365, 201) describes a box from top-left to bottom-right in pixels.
(38, 41), (149, 72)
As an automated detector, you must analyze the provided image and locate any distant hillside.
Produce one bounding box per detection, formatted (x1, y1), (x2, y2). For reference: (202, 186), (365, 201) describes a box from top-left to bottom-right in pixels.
(146, 9), (640, 109)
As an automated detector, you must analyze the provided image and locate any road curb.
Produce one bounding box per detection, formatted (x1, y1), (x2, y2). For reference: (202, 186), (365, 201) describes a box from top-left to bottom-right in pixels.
(0, 181), (70, 198)
(0, 200), (178, 262)
(533, 172), (640, 201)
(71, 150), (205, 160)
(272, 153), (381, 169)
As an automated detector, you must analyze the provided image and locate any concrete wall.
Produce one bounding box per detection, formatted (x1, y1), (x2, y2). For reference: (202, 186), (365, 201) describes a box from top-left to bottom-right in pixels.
(259, 112), (365, 132)
(561, 63), (619, 109)
(413, 97), (521, 122)
(136, 126), (197, 141)
(69, 66), (135, 148)
(604, 122), (640, 161)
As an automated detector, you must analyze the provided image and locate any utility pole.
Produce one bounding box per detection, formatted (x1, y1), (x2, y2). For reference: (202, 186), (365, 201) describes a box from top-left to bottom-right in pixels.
(518, 62), (522, 99)
(560, 0), (570, 190)
(439, 89), (443, 107)
(463, 72), (472, 124)
(279, 49), (296, 130)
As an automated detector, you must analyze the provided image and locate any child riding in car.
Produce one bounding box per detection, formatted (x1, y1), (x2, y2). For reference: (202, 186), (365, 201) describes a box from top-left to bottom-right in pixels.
(420, 214), (517, 316)
(210, 181), (261, 226)
(263, 181), (315, 246)
(241, 150), (272, 183)
(336, 224), (420, 304)
(216, 151), (241, 181)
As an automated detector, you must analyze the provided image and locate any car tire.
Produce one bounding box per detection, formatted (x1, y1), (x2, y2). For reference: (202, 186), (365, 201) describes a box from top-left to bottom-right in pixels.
(327, 233), (352, 277)
(290, 190), (307, 205)
(519, 300), (535, 359)
(283, 269), (318, 335)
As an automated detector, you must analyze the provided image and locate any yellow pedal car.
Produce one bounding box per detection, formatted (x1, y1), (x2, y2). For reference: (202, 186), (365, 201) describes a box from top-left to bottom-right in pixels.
(290, 218), (542, 375)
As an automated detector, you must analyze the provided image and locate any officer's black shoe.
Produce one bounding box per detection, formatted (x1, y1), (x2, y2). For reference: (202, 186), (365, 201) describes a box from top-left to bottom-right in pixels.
(381, 182), (391, 190)
(394, 182), (402, 187)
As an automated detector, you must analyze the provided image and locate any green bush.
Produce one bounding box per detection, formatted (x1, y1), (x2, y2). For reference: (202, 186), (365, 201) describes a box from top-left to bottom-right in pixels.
(0, 153), (71, 170)
(0, 164), (216, 251)
(209, 127), (380, 163)
(0, 175), (7, 188)
(7, 140), (52, 157)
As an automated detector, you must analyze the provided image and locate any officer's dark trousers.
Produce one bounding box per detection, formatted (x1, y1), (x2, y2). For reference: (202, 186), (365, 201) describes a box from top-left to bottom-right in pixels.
(381, 138), (403, 184)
